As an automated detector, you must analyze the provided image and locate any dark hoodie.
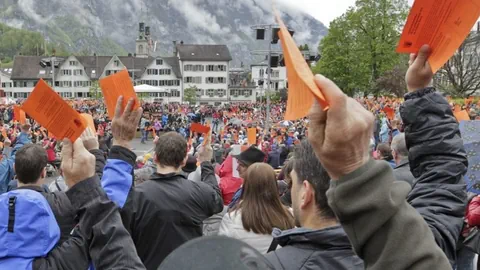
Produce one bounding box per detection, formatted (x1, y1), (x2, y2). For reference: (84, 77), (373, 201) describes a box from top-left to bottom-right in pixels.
(0, 177), (146, 270)
(264, 226), (364, 270)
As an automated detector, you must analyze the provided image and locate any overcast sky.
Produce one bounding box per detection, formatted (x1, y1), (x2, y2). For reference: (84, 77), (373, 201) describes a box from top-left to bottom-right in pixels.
(279, 0), (416, 26)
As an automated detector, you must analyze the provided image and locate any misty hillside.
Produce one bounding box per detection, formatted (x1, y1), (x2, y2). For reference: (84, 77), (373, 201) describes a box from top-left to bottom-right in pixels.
(0, 0), (328, 65)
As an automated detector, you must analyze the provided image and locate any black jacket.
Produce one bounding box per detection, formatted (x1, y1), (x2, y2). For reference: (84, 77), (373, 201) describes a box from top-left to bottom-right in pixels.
(110, 146), (224, 270)
(33, 177), (145, 269)
(17, 149), (106, 244)
(393, 158), (414, 187)
(265, 226), (363, 270)
(401, 88), (468, 265)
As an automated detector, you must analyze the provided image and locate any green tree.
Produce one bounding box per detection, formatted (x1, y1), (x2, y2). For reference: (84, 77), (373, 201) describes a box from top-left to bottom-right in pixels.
(313, 0), (408, 96)
(184, 85), (197, 104)
(89, 80), (102, 99)
(303, 44), (309, 51)
(298, 45), (304, 51)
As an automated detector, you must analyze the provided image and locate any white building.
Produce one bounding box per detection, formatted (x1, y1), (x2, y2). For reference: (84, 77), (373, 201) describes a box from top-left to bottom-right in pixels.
(136, 56), (182, 103)
(2, 23), (254, 104)
(251, 62), (287, 98)
(176, 44), (255, 105)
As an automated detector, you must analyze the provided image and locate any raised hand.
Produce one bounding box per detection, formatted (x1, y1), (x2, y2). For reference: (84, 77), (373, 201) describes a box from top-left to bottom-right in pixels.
(112, 96), (143, 149)
(406, 44), (434, 92)
(80, 127), (99, 151)
(308, 74), (374, 180)
(61, 138), (96, 188)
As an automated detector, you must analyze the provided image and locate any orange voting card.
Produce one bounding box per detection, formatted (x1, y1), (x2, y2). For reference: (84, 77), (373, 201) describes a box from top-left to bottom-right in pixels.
(21, 79), (86, 141)
(80, 113), (96, 133)
(383, 106), (395, 120)
(13, 106), (26, 125)
(397, 0), (480, 73)
(190, 123), (210, 134)
(203, 123), (212, 146)
(275, 12), (329, 120)
(247, 128), (257, 145)
(99, 69), (139, 119)
(454, 110), (470, 121)
(454, 104), (462, 113)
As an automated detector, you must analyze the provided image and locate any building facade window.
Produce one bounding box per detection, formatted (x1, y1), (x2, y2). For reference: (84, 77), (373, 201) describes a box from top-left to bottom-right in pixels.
(206, 65), (226, 72)
(216, 89), (226, 97)
(159, 69), (171, 75)
(147, 69), (158, 75)
(184, 77), (202, 84)
(171, 90), (180, 97)
(196, 88), (204, 97)
(69, 61), (77, 66)
(62, 70), (72, 76)
(73, 69), (83, 76)
(156, 59), (163, 65)
(184, 65), (204, 72)
(230, 89), (239, 96)
(205, 77), (226, 84)
(259, 69), (265, 77)
(206, 89), (215, 96)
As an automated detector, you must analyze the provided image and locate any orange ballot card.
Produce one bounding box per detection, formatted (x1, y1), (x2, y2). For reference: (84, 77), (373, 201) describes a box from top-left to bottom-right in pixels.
(21, 79), (86, 141)
(454, 110), (471, 121)
(397, 0), (480, 73)
(13, 106), (26, 124)
(81, 113), (96, 133)
(247, 128), (257, 145)
(275, 12), (329, 120)
(99, 69), (139, 119)
(190, 123), (210, 134)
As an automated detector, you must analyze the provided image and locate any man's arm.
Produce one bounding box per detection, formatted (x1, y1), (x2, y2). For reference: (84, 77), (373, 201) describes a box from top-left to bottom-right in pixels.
(101, 146), (135, 208)
(327, 160), (450, 270)
(81, 127), (106, 179)
(90, 149), (106, 179)
(34, 177), (145, 270)
(401, 88), (468, 265)
(198, 142), (224, 215)
(308, 46), (451, 270)
(200, 161), (224, 215)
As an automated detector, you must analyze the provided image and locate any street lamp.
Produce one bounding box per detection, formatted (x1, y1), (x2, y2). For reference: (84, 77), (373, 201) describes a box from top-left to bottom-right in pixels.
(250, 24), (294, 132)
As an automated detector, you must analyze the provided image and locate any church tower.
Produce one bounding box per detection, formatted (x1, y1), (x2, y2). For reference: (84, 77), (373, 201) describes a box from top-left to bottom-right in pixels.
(136, 22), (149, 58)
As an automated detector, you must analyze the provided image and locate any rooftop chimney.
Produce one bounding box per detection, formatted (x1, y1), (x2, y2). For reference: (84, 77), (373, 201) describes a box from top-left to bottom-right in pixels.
(173, 41), (177, 56)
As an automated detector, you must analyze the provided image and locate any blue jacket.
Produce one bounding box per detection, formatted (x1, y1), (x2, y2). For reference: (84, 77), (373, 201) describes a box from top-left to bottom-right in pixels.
(0, 189), (59, 269)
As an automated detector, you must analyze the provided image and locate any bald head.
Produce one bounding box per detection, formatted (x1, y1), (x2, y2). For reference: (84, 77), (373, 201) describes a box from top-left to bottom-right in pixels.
(391, 133), (408, 163)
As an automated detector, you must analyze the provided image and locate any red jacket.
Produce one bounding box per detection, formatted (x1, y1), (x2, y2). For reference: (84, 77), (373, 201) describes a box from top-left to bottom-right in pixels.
(466, 196), (480, 227)
(218, 155), (243, 205)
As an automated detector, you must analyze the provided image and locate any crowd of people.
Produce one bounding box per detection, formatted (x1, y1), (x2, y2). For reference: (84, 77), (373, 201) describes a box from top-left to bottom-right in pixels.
(0, 44), (479, 269)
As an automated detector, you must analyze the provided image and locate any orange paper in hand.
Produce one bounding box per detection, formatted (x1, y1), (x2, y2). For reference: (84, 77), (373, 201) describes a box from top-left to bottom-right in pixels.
(275, 12), (329, 120)
(13, 106), (26, 125)
(21, 79), (86, 141)
(81, 113), (96, 133)
(383, 106), (395, 120)
(454, 110), (470, 121)
(396, 0), (480, 73)
(247, 128), (256, 145)
(190, 123), (210, 134)
(99, 69), (139, 119)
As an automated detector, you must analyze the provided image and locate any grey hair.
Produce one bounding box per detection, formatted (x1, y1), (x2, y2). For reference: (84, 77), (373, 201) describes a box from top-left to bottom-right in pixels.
(391, 133), (408, 157)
